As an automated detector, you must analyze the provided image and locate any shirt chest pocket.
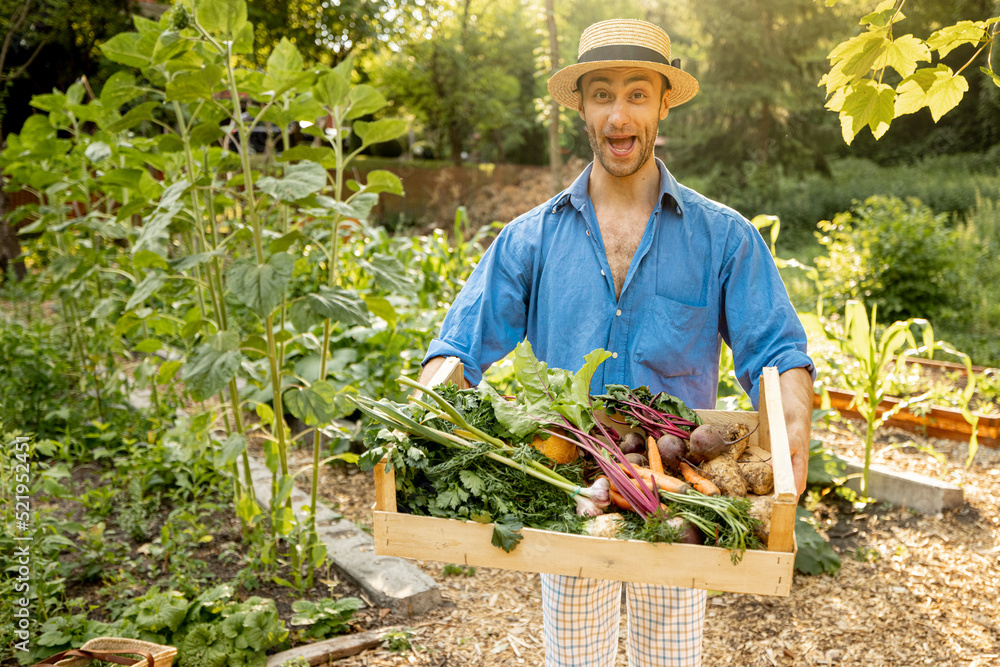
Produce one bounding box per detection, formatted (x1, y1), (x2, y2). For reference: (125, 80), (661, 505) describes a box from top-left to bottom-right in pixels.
(633, 295), (713, 378)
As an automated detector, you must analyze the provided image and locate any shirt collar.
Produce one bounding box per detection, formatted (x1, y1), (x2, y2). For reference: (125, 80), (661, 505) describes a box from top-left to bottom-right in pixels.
(552, 158), (685, 216)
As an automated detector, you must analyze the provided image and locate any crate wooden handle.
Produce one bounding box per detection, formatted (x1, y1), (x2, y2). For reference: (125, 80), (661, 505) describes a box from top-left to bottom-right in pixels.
(758, 366), (798, 553)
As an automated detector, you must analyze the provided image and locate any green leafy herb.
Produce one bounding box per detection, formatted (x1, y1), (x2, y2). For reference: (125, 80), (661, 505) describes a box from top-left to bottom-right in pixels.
(491, 514), (525, 553)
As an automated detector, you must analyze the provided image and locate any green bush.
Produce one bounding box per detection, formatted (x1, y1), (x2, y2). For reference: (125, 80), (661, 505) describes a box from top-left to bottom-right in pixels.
(940, 195), (1000, 366)
(815, 195), (964, 324)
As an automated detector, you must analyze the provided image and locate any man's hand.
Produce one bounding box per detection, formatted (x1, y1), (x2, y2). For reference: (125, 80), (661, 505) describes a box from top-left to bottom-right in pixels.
(778, 366), (814, 498)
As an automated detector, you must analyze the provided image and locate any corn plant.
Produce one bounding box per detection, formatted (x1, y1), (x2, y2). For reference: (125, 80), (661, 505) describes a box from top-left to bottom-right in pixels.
(801, 299), (979, 499)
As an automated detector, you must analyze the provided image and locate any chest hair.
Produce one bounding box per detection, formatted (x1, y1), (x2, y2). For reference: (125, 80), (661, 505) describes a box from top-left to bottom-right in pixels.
(596, 209), (649, 300)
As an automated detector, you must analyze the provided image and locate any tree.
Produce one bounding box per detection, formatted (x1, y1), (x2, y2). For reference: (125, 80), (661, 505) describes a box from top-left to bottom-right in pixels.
(0, 0), (133, 283)
(372, 0), (538, 165)
(544, 0), (561, 193)
(821, 0), (1000, 145)
(665, 0), (847, 183)
(245, 0), (423, 68)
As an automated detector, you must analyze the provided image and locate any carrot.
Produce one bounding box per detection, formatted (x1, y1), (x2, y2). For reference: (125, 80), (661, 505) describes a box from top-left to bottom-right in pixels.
(646, 435), (664, 476)
(618, 463), (691, 495)
(607, 477), (670, 514)
(679, 461), (722, 496)
(609, 487), (633, 511)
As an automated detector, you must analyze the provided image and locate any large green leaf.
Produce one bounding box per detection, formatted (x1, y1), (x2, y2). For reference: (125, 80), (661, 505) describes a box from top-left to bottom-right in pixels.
(927, 20), (987, 58)
(262, 37), (310, 94)
(256, 161), (327, 201)
(304, 286), (370, 326)
(225, 252), (294, 317)
(313, 70), (350, 108)
(98, 168), (144, 192)
(196, 0), (248, 35)
(105, 101), (161, 133)
(276, 145), (337, 168)
(152, 30), (190, 65)
(183, 333), (242, 401)
(214, 433), (247, 468)
(894, 65), (968, 122)
(100, 32), (151, 68)
(353, 119), (407, 149)
(360, 253), (415, 295)
(345, 85), (386, 120)
(133, 180), (189, 257)
(283, 381), (343, 426)
(125, 272), (166, 310)
(841, 80), (895, 142)
(882, 34), (930, 79)
(100, 71), (144, 109)
(794, 508), (842, 575)
(351, 170), (403, 196)
(166, 64), (224, 103)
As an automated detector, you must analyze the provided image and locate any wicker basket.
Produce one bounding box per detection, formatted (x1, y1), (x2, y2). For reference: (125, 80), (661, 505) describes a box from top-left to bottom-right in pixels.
(49, 638), (177, 667)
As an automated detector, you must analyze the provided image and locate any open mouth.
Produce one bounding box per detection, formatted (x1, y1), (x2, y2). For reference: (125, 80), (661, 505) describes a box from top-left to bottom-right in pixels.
(606, 136), (636, 155)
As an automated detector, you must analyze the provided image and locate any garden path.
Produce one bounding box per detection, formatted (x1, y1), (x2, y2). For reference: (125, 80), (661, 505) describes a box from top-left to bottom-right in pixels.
(293, 421), (1000, 667)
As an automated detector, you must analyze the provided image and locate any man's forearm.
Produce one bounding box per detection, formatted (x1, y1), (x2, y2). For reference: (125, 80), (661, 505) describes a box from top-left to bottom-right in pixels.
(778, 366), (814, 497)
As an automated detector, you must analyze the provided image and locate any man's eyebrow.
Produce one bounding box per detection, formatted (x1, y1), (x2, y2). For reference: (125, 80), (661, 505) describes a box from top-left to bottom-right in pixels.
(624, 74), (656, 86)
(585, 73), (655, 87)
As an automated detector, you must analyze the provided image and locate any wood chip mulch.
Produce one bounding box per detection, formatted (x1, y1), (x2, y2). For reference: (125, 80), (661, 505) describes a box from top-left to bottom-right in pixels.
(291, 421), (1000, 666)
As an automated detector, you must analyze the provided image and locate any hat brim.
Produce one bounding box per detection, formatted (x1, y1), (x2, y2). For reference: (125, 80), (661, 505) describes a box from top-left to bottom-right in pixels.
(548, 60), (699, 110)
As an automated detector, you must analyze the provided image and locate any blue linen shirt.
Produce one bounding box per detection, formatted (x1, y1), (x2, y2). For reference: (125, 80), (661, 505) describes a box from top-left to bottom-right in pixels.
(423, 159), (814, 410)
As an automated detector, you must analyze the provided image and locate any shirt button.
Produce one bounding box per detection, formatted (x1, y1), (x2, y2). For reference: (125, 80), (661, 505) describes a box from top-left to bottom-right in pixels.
(612, 352), (618, 359)
(615, 309), (622, 317)
(586, 230), (590, 236)
(601, 270), (605, 276)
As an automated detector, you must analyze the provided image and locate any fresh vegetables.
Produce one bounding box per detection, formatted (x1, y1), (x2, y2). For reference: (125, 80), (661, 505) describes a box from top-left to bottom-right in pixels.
(356, 343), (764, 560)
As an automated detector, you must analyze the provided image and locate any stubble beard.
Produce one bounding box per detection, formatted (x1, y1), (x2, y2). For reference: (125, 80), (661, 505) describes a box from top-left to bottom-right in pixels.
(586, 120), (658, 178)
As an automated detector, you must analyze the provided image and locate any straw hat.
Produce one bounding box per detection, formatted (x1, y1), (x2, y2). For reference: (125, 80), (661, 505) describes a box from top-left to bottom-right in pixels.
(548, 19), (699, 110)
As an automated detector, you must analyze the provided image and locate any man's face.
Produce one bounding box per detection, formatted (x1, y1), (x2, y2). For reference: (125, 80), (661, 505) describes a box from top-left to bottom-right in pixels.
(578, 68), (670, 178)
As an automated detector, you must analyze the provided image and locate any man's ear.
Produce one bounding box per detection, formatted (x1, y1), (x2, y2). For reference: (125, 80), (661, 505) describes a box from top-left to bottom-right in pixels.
(578, 101), (586, 121)
(660, 88), (671, 120)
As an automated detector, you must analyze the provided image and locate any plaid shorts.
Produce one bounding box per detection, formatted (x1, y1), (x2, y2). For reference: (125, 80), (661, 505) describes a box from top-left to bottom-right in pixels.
(540, 574), (707, 666)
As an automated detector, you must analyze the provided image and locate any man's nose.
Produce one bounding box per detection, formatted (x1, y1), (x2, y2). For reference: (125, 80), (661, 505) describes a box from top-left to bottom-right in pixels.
(608, 98), (629, 128)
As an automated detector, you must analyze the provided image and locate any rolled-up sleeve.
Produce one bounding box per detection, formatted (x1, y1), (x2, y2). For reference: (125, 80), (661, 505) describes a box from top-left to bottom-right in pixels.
(423, 223), (532, 386)
(718, 222), (815, 409)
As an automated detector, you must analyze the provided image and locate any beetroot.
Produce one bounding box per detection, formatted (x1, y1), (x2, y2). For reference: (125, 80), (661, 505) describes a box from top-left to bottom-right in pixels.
(619, 431), (646, 456)
(687, 424), (729, 463)
(655, 434), (686, 472)
(624, 452), (649, 468)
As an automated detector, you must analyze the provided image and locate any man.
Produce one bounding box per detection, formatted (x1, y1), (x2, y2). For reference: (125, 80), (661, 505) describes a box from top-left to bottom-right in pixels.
(420, 18), (814, 666)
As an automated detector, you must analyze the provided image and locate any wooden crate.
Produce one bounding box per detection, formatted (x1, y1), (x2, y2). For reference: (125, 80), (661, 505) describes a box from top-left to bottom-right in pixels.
(373, 359), (798, 597)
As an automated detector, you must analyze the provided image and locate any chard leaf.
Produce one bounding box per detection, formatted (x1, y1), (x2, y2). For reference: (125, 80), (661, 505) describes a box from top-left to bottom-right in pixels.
(553, 348), (611, 432)
(491, 514), (524, 553)
(480, 382), (537, 439)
